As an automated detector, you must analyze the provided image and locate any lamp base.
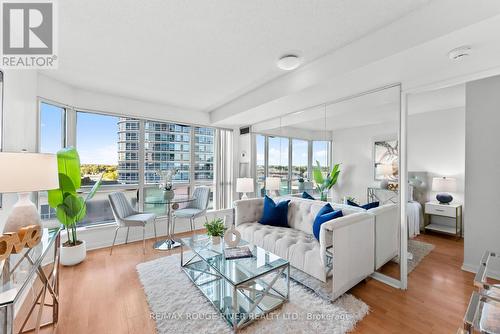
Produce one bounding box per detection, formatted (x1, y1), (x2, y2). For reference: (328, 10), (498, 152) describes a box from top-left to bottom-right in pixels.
(241, 193), (248, 199)
(436, 193), (453, 205)
(3, 192), (42, 233)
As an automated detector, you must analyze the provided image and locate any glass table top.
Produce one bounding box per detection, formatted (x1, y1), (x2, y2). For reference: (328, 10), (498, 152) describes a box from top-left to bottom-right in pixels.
(180, 234), (289, 286)
(144, 195), (195, 205)
(0, 226), (61, 306)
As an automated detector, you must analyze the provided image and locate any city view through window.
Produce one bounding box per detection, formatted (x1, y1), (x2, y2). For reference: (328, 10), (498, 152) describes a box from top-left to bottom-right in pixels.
(39, 102), (215, 225)
(255, 134), (330, 196)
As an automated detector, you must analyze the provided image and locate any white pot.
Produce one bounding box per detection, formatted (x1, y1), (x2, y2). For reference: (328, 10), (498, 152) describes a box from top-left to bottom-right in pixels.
(60, 240), (87, 266)
(211, 236), (221, 245)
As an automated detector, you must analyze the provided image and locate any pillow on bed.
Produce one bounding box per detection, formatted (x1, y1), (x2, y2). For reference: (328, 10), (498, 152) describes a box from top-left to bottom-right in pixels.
(347, 199), (380, 210)
(302, 191), (315, 200)
(312, 203), (343, 241)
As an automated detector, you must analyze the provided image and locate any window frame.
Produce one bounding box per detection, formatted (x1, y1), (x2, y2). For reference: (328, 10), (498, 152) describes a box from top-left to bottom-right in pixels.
(36, 98), (228, 227)
(252, 132), (332, 196)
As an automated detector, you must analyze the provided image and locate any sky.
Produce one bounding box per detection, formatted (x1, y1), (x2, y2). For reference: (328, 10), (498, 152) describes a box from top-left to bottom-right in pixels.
(40, 103), (119, 165)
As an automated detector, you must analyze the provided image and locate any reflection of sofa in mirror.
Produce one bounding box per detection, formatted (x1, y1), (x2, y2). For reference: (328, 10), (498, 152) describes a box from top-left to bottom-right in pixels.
(234, 197), (375, 300)
(335, 202), (399, 270)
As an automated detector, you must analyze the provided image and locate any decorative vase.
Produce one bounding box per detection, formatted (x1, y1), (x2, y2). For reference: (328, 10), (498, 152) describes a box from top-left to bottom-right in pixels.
(163, 189), (174, 201)
(224, 224), (241, 248)
(379, 179), (389, 189)
(320, 190), (328, 202)
(61, 240), (86, 266)
(211, 236), (221, 245)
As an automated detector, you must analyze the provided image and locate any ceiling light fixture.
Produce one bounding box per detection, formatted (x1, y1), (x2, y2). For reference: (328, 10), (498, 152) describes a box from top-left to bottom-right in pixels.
(277, 55), (301, 70)
(448, 46), (471, 61)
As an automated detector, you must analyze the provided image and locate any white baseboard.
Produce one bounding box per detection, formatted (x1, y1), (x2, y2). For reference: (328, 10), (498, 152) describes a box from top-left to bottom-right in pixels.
(461, 262), (500, 280)
(68, 208), (233, 251)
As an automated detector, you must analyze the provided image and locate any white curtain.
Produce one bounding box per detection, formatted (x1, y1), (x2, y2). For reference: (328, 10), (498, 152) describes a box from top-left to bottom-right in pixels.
(215, 129), (233, 209)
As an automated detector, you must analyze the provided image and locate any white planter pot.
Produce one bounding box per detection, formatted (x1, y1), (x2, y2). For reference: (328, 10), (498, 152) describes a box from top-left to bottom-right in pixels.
(60, 240), (86, 266)
(211, 236), (221, 245)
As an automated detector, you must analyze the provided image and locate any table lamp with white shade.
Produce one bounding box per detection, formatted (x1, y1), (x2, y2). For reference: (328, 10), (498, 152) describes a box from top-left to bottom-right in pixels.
(0, 152), (59, 233)
(432, 177), (456, 204)
(236, 178), (254, 199)
(265, 177), (281, 197)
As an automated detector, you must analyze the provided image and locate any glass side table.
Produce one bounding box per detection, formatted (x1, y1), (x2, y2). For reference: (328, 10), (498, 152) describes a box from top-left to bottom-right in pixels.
(460, 251), (500, 334)
(0, 226), (61, 334)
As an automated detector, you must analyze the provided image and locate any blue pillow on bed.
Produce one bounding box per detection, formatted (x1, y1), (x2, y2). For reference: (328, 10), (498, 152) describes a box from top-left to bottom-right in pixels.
(258, 195), (291, 228)
(302, 191), (315, 200)
(312, 203), (343, 241)
(347, 199), (379, 210)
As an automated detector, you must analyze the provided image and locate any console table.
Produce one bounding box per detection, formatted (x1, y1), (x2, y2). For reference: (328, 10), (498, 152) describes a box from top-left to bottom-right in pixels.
(0, 227), (61, 333)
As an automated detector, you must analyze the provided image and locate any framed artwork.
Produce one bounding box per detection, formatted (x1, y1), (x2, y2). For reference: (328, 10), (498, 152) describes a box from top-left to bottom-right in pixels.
(374, 139), (398, 181)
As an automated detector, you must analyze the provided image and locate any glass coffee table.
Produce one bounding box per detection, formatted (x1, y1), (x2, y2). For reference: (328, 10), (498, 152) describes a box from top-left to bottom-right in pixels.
(180, 235), (290, 332)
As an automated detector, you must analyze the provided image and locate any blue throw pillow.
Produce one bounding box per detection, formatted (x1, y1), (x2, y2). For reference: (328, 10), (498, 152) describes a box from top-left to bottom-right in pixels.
(259, 195), (291, 228)
(302, 191), (315, 200)
(361, 201), (379, 210)
(313, 204), (343, 241)
(347, 199), (360, 207)
(346, 200), (380, 210)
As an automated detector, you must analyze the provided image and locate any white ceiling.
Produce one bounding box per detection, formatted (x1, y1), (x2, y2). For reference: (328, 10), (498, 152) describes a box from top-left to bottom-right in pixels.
(212, 1), (500, 127)
(42, 0), (431, 112)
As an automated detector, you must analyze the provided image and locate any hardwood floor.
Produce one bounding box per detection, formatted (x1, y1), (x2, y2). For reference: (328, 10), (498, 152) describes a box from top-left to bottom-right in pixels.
(30, 231), (472, 334)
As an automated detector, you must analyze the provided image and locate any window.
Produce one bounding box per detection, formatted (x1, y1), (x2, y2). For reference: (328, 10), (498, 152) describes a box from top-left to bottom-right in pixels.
(291, 139), (308, 192)
(40, 102), (65, 153)
(194, 127), (214, 181)
(39, 104), (230, 226)
(256, 134), (266, 197)
(268, 136), (289, 194)
(313, 140), (331, 173)
(77, 112), (127, 186)
(144, 121), (191, 184)
(39, 101), (66, 220)
(254, 135), (332, 196)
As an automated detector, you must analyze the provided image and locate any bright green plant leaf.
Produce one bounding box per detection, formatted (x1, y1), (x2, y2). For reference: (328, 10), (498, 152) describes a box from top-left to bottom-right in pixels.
(47, 188), (63, 208)
(62, 193), (83, 217)
(56, 205), (73, 227)
(75, 198), (87, 222)
(85, 175), (103, 202)
(57, 147), (81, 191)
(58, 173), (77, 193)
(312, 160), (324, 186)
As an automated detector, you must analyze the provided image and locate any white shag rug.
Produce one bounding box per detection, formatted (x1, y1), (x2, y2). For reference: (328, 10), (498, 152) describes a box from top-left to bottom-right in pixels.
(136, 255), (369, 334)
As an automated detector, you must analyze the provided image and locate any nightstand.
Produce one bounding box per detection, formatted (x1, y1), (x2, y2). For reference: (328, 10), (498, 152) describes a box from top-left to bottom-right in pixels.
(424, 201), (463, 237)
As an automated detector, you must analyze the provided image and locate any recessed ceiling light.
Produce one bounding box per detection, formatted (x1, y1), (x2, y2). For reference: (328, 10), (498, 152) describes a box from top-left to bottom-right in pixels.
(448, 46), (471, 61)
(277, 55), (301, 70)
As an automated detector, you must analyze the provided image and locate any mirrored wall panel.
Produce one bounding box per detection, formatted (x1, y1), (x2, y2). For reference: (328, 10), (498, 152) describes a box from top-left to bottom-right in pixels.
(252, 84), (404, 284)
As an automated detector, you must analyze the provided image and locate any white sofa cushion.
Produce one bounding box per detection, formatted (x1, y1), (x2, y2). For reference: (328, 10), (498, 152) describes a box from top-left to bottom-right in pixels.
(238, 222), (327, 281)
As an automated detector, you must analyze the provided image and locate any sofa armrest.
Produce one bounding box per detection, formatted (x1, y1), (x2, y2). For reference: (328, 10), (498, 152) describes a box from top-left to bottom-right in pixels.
(319, 212), (375, 300)
(233, 198), (264, 226)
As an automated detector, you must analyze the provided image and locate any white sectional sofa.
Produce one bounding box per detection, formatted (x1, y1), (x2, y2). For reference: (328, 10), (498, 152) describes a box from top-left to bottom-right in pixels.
(234, 197), (375, 300)
(344, 203), (399, 270)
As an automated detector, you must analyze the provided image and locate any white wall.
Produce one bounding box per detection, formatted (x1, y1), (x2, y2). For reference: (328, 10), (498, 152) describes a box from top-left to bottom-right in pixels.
(38, 75), (211, 126)
(331, 108), (465, 207)
(331, 121), (398, 203)
(463, 75), (500, 277)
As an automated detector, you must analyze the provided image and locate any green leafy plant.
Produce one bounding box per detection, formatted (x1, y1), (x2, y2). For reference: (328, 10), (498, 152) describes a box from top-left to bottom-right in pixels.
(48, 147), (102, 246)
(204, 217), (226, 237)
(312, 160), (341, 201)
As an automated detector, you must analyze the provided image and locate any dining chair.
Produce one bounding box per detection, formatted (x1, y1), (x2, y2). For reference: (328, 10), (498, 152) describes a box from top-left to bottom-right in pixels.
(108, 192), (157, 255)
(172, 186), (210, 233)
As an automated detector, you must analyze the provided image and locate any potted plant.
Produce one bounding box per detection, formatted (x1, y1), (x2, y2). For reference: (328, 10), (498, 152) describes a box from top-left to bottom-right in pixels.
(312, 160), (341, 201)
(48, 147), (102, 266)
(157, 169), (177, 201)
(204, 217), (226, 245)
